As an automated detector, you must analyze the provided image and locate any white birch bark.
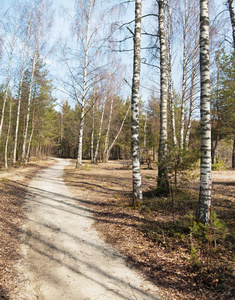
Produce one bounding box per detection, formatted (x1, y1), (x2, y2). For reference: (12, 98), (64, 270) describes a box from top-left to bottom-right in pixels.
(227, 0), (235, 48)
(13, 13), (32, 165)
(94, 97), (106, 163)
(25, 92), (36, 163)
(90, 102), (95, 163)
(131, 0), (143, 204)
(104, 95), (114, 162)
(185, 20), (199, 148)
(21, 1), (44, 163)
(143, 110), (147, 149)
(106, 103), (131, 162)
(76, 0), (92, 168)
(166, 0), (177, 147)
(0, 12), (19, 140)
(158, 0), (169, 193)
(4, 97), (12, 169)
(196, 0), (212, 225)
(179, 0), (188, 151)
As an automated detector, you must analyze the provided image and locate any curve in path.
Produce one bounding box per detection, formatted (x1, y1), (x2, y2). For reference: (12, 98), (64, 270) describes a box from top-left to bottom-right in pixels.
(16, 158), (161, 300)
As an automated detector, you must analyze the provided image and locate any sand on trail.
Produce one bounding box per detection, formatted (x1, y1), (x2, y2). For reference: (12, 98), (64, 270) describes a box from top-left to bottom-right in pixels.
(16, 158), (161, 300)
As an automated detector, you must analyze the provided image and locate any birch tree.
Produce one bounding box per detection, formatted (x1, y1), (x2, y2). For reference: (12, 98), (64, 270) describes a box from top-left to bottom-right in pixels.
(131, 0), (143, 205)
(103, 94), (114, 162)
(196, 0), (212, 225)
(157, 0), (169, 193)
(21, 2), (44, 163)
(184, 18), (200, 148)
(93, 95), (106, 163)
(75, 0), (92, 167)
(4, 96), (12, 168)
(13, 7), (32, 165)
(166, 0), (177, 147)
(0, 10), (19, 140)
(179, 0), (188, 151)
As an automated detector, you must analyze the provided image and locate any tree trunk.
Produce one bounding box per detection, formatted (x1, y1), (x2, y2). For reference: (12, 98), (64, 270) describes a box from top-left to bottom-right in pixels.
(185, 19), (199, 148)
(196, 0), (212, 225)
(104, 95), (114, 162)
(211, 66), (221, 165)
(91, 103), (95, 163)
(227, 0), (235, 48)
(76, 0), (92, 168)
(157, 0), (169, 194)
(166, 0), (177, 147)
(22, 1), (44, 163)
(131, 0), (143, 205)
(4, 97), (12, 169)
(143, 110), (147, 149)
(232, 137), (235, 169)
(25, 93), (36, 163)
(13, 12), (32, 165)
(94, 97), (106, 163)
(0, 12), (18, 140)
(179, 0), (188, 151)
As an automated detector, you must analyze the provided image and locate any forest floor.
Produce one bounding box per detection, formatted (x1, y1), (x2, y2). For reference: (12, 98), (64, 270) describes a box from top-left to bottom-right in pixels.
(63, 160), (235, 300)
(0, 158), (234, 299)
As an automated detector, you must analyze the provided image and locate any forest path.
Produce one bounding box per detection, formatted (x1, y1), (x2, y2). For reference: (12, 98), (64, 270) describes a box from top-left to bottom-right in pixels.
(16, 158), (161, 300)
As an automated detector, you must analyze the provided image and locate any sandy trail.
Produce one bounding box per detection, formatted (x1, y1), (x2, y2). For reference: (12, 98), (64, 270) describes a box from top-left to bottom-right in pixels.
(16, 158), (161, 300)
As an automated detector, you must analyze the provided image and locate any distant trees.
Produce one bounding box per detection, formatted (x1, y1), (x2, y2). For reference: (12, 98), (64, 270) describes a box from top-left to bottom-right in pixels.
(0, 0), (234, 220)
(0, 0), (58, 166)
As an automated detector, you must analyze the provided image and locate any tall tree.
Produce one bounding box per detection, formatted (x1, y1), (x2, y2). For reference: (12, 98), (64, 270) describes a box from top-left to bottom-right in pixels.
(75, 0), (92, 168)
(166, 0), (177, 147)
(0, 9), (19, 140)
(184, 18), (200, 149)
(157, 0), (169, 194)
(21, 0), (44, 163)
(13, 6), (33, 165)
(179, 0), (188, 151)
(196, 0), (212, 225)
(131, 0), (143, 205)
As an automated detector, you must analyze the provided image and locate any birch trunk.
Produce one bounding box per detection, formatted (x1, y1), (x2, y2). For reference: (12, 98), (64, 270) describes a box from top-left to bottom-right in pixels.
(166, 0), (177, 147)
(90, 103), (95, 163)
(232, 137), (235, 169)
(0, 13), (18, 140)
(157, 0), (169, 194)
(227, 0), (235, 48)
(143, 110), (147, 149)
(106, 103), (131, 161)
(4, 97), (12, 169)
(104, 95), (114, 162)
(180, 0), (188, 150)
(21, 1), (44, 163)
(196, 0), (212, 225)
(94, 97), (106, 163)
(131, 0), (143, 205)
(13, 13), (32, 165)
(25, 93), (36, 163)
(185, 20), (199, 148)
(76, 0), (92, 168)
(25, 121), (35, 163)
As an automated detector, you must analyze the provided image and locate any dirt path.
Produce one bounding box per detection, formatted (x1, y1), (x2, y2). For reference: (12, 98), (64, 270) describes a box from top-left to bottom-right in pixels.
(15, 158), (161, 300)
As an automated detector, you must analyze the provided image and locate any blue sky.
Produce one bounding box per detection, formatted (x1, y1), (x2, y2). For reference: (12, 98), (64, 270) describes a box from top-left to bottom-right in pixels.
(1, 0), (233, 110)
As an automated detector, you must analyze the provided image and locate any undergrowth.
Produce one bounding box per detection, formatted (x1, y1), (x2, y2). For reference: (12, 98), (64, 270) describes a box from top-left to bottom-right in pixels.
(138, 189), (235, 293)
